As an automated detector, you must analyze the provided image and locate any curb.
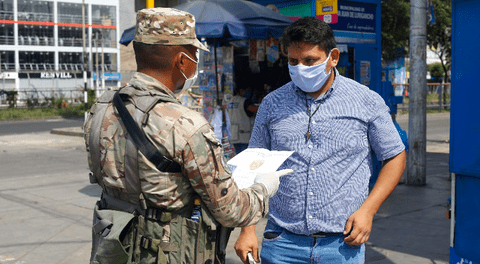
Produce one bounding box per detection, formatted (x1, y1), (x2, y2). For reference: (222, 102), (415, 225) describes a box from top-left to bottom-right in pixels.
(50, 127), (83, 137)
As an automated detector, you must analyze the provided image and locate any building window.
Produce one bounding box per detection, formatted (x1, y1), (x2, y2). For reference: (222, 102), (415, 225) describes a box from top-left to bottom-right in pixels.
(92, 5), (116, 26)
(59, 52), (83, 72)
(57, 2), (88, 47)
(0, 51), (14, 71)
(18, 24), (54, 46)
(17, 0), (53, 22)
(0, 0), (14, 20)
(92, 5), (116, 48)
(0, 23), (14, 45)
(58, 26), (85, 47)
(19, 51), (54, 71)
(58, 2), (88, 24)
(92, 52), (117, 72)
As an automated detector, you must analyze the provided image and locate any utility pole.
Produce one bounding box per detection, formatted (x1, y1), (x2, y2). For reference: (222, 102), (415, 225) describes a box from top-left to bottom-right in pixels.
(101, 30), (105, 91)
(407, 0), (427, 185)
(82, 0), (88, 120)
(95, 33), (99, 96)
(94, 32), (100, 96)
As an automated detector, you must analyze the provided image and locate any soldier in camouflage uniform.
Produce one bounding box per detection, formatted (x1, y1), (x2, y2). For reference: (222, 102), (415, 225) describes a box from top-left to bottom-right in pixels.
(84, 8), (291, 264)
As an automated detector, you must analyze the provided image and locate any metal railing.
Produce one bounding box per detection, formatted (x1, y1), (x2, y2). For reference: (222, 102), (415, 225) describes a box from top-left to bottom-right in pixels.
(17, 12), (54, 22)
(0, 36), (15, 45)
(0, 87), (112, 109)
(0, 11), (14, 21)
(1, 63), (15, 71)
(395, 83), (451, 113)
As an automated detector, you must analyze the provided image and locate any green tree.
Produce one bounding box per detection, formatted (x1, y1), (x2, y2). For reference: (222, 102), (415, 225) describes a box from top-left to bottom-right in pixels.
(427, 63), (444, 81)
(381, 0), (410, 61)
(382, 0), (451, 82)
(427, 0), (451, 82)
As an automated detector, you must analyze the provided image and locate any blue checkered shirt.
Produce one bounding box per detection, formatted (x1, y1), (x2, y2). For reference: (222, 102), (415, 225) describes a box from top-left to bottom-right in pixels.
(249, 70), (405, 235)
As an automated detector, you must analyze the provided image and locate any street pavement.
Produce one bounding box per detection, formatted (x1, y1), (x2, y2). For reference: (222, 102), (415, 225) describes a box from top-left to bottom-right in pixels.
(0, 112), (451, 263)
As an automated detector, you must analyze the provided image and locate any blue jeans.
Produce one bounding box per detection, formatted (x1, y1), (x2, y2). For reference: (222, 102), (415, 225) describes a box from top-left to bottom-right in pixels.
(261, 220), (365, 264)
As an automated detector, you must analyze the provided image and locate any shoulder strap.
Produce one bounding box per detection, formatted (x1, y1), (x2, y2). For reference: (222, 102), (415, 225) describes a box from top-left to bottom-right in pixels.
(113, 91), (182, 173)
(88, 90), (117, 188)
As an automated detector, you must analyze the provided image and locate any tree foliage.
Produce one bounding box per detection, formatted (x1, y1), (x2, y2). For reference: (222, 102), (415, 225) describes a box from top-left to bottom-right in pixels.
(381, 0), (410, 61)
(382, 0), (452, 81)
(427, 62), (444, 81)
(427, 0), (451, 82)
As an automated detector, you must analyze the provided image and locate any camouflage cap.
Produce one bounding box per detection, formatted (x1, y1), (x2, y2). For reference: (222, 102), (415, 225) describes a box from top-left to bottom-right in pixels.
(134, 7), (209, 52)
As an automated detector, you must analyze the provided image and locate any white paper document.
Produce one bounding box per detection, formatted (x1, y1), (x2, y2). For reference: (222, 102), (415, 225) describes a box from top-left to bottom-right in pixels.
(227, 148), (294, 189)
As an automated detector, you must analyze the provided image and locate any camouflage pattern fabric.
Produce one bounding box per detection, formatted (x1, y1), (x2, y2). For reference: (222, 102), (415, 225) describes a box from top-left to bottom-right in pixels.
(84, 72), (268, 227)
(134, 7), (209, 52)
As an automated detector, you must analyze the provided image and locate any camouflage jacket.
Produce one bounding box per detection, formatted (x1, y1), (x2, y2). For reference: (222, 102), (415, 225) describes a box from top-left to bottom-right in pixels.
(84, 72), (268, 227)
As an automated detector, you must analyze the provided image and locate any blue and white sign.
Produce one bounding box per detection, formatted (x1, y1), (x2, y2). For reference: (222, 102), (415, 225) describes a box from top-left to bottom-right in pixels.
(93, 72), (121, 81)
(331, 2), (377, 44)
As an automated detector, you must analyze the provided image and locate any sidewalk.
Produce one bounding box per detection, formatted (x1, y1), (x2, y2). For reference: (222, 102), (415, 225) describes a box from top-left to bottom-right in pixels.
(49, 116), (451, 264)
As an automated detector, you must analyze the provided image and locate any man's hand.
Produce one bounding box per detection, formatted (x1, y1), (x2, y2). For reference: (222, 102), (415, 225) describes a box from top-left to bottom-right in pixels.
(234, 226), (259, 264)
(343, 208), (374, 246)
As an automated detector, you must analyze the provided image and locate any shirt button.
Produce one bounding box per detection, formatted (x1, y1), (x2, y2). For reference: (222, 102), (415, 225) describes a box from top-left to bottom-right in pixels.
(312, 120), (316, 124)
(311, 168), (315, 171)
(309, 215), (313, 219)
(308, 145), (313, 149)
(309, 192), (314, 195)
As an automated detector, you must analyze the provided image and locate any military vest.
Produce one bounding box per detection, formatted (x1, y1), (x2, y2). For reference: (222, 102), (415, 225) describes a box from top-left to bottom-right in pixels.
(86, 86), (219, 264)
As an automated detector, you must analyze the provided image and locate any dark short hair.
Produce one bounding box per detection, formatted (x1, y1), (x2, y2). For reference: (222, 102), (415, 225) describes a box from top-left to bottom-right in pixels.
(133, 41), (184, 71)
(280, 17), (336, 54)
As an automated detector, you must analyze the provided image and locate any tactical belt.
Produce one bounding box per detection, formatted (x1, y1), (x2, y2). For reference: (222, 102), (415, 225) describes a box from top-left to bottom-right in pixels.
(100, 192), (176, 223)
(140, 236), (178, 253)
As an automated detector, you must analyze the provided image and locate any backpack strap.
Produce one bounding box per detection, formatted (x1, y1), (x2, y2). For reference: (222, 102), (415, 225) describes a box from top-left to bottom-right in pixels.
(88, 90), (117, 188)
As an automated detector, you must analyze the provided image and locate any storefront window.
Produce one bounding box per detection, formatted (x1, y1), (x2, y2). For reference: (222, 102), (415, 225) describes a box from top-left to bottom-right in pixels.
(17, 0), (53, 22)
(0, 51), (14, 71)
(59, 52), (83, 72)
(18, 24), (54, 46)
(19, 51), (54, 71)
(92, 52), (117, 72)
(0, 0), (14, 20)
(0, 23), (14, 45)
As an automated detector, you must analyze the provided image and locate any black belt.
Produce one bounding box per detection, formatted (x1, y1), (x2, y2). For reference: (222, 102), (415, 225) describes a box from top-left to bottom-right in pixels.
(310, 232), (344, 237)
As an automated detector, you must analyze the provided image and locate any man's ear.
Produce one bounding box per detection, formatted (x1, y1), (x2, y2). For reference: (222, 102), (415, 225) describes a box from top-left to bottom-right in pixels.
(174, 51), (186, 71)
(329, 48), (340, 68)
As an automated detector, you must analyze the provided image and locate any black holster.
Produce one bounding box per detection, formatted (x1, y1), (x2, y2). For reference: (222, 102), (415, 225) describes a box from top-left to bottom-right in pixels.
(214, 226), (234, 264)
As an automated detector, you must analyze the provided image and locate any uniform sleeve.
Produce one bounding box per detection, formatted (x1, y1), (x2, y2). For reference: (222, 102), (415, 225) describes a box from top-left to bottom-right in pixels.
(249, 96), (271, 149)
(367, 92), (405, 161)
(182, 124), (269, 227)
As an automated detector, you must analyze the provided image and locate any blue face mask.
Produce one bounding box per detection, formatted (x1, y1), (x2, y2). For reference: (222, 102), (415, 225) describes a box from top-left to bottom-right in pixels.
(288, 52), (332, 93)
(243, 92), (251, 99)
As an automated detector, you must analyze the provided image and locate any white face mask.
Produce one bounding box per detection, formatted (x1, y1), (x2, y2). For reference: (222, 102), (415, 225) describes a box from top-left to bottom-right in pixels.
(178, 50), (199, 93)
(288, 51), (332, 93)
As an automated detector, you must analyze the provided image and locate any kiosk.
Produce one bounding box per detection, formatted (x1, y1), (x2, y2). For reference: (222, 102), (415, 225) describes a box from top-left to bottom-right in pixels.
(449, 0), (480, 263)
(251, 0), (402, 115)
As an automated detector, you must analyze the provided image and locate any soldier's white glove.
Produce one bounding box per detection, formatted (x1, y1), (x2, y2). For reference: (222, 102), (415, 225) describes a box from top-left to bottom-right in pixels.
(254, 169), (294, 198)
